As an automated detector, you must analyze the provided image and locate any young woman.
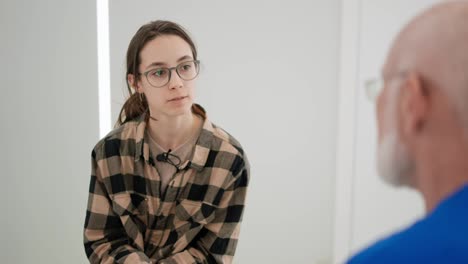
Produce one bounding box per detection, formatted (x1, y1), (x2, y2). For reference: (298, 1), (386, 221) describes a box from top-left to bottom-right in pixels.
(84, 20), (249, 264)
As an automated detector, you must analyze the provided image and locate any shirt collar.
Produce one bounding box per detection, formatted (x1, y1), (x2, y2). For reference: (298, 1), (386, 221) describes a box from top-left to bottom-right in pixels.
(131, 109), (214, 171)
(133, 113), (149, 163)
(189, 117), (214, 171)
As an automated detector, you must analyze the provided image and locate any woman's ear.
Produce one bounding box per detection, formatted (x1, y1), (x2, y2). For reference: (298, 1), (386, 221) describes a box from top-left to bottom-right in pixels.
(127, 74), (140, 92)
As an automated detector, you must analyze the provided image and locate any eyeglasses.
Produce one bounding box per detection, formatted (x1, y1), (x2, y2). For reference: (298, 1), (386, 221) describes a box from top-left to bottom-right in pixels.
(364, 72), (407, 102)
(364, 77), (384, 102)
(139, 60), (200, 88)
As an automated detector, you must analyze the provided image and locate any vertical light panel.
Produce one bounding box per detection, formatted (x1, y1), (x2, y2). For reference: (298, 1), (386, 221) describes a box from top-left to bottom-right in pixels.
(97, 0), (111, 138)
(333, 0), (361, 263)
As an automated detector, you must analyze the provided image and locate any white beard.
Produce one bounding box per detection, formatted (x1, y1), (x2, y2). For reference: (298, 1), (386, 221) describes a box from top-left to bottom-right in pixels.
(377, 132), (414, 187)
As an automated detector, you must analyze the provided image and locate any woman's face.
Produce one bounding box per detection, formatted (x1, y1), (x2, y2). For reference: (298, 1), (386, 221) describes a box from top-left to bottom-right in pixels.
(131, 35), (196, 119)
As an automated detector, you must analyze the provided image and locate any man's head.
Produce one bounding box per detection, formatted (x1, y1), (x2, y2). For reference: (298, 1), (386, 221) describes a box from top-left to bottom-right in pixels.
(377, 1), (468, 189)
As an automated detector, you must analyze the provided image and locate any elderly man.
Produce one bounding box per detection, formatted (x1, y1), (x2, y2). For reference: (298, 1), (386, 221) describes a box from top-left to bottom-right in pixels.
(347, 1), (468, 263)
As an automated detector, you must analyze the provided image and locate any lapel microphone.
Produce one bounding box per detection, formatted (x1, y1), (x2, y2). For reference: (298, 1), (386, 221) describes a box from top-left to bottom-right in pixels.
(155, 149), (182, 173)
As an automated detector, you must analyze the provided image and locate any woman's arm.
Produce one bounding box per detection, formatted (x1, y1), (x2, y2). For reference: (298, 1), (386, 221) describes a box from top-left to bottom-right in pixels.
(84, 151), (152, 264)
(159, 160), (250, 264)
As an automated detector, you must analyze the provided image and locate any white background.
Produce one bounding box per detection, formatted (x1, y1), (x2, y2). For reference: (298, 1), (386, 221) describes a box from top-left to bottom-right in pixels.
(351, 0), (437, 253)
(0, 0), (99, 263)
(1, 0), (438, 263)
(109, 1), (339, 263)
(333, 0), (438, 263)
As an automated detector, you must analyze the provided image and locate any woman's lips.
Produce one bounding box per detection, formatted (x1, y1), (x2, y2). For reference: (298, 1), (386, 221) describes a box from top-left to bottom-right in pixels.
(168, 96), (187, 102)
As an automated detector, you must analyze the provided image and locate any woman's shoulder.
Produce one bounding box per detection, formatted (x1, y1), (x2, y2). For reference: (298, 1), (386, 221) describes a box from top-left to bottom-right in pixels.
(207, 122), (250, 181)
(92, 120), (141, 160)
(209, 122), (246, 158)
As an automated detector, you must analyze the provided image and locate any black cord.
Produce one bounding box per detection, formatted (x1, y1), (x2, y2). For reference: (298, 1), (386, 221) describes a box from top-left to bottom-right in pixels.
(156, 149), (182, 173)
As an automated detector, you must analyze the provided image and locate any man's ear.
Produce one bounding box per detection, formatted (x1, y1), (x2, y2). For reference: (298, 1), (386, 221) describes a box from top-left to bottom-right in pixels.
(127, 74), (140, 92)
(399, 73), (429, 137)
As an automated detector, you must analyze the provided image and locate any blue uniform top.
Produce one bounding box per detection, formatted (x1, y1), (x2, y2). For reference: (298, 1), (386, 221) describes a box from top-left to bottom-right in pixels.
(347, 184), (468, 264)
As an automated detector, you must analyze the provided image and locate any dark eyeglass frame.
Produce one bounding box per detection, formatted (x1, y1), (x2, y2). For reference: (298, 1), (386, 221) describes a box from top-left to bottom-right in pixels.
(138, 60), (200, 88)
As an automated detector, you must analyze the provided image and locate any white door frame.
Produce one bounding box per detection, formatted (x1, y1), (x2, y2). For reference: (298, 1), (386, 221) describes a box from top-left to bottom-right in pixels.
(333, 0), (361, 263)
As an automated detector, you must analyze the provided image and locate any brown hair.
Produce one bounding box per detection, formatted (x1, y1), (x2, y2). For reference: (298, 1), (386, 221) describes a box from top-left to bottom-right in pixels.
(116, 20), (205, 126)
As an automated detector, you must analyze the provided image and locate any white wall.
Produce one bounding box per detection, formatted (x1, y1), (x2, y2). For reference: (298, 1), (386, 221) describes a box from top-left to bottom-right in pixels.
(2, 1), (438, 263)
(0, 0), (98, 263)
(334, 0), (438, 263)
(109, 1), (340, 263)
(351, 0), (439, 253)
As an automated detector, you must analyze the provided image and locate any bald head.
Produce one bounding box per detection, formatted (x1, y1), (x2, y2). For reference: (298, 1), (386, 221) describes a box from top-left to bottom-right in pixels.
(384, 0), (468, 127)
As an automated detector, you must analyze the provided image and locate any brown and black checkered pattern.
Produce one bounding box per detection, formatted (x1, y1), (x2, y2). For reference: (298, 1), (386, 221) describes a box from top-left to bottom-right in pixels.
(84, 111), (249, 264)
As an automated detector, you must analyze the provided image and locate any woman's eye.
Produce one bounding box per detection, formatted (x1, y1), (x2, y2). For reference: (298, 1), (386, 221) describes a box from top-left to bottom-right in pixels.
(180, 63), (192, 71)
(151, 69), (167, 77)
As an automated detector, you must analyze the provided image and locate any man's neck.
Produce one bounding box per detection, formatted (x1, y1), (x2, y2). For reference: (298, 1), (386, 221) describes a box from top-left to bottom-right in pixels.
(420, 179), (467, 213)
(416, 141), (468, 213)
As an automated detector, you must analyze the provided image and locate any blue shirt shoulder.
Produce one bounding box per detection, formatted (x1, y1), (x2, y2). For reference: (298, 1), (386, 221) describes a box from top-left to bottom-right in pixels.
(347, 185), (468, 264)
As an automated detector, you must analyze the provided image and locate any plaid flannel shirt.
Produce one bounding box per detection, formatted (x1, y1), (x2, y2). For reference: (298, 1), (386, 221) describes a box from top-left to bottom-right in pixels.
(84, 111), (249, 264)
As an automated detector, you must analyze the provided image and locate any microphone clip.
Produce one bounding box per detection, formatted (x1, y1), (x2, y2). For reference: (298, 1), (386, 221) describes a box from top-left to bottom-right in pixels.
(155, 149), (182, 173)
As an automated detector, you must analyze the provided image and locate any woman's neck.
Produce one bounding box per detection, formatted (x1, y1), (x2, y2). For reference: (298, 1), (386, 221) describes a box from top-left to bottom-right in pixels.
(147, 112), (199, 151)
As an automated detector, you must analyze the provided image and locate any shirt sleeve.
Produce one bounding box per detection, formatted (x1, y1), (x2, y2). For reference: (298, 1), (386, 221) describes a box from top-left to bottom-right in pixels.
(83, 151), (152, 264)
(158, 158), (250, 264)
